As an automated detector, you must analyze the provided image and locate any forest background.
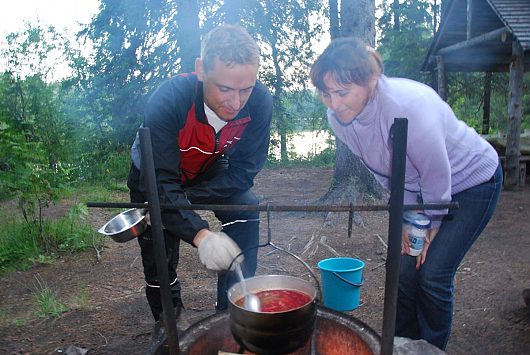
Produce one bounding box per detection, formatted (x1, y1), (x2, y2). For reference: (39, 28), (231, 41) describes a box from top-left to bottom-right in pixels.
(0, 0), (529, 274)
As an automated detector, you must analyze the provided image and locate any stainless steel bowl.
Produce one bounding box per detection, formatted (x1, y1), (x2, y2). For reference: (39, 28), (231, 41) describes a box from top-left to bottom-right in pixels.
(98, 208), (148, 243)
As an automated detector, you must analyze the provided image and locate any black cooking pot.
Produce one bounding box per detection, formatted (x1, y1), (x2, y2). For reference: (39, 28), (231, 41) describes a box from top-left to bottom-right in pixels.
(227, 275), (318, 354)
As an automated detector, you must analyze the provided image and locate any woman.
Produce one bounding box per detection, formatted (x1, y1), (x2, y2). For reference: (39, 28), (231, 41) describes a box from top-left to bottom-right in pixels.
(310, 37), (502, 350)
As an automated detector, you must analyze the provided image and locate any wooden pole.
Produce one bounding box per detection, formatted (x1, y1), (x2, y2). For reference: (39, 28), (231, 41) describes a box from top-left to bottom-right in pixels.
(437, 27), (508, 56)
(466, 0), (474, 40)
(505, 40), (524, 189)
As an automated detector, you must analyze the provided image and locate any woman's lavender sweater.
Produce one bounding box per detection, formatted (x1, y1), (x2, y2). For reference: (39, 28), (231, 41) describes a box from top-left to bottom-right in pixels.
(328, 75), (499, 228)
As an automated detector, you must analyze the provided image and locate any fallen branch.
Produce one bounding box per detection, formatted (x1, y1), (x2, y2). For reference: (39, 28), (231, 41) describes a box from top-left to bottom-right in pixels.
(461, 272), (478, 281)
(371, 261), (386, 271)
(374, 233), (388, 249)
(319, 236), (341, 256)
(92, 235), (103, 262)
(96, 331), (108, 344)
(464, 307), (493, 311)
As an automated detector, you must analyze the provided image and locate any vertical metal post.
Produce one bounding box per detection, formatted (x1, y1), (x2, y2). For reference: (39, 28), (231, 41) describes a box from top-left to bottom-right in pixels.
(381, 118), (408, 355)
(139, 128), (179, 354)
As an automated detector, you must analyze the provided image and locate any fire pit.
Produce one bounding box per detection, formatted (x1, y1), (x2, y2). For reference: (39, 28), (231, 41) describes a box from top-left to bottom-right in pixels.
(177, 306), (380, 354)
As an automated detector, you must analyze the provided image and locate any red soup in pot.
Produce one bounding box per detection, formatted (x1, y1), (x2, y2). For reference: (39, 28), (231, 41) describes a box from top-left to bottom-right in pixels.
(235, 289), (312, 312)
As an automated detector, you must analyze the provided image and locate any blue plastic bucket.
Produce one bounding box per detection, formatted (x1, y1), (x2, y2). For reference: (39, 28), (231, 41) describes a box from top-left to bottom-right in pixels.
(317, 257), (365, 311)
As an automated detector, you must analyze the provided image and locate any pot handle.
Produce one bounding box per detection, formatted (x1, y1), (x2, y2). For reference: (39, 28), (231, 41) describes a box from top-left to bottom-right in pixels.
(269, 241), (322, 302)
(333, 272), (364, 288)
(227, 205), (323, 302)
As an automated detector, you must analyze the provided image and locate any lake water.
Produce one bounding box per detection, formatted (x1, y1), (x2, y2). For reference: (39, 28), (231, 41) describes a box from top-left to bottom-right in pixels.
(269, 130), (333, 159)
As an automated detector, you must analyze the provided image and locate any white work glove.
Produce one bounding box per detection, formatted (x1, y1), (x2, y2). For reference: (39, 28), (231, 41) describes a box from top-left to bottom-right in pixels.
(198, 231), (244, 271)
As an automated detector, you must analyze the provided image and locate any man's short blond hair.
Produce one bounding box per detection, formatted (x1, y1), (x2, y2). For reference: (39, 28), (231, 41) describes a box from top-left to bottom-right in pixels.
(201, 24), (260, 72)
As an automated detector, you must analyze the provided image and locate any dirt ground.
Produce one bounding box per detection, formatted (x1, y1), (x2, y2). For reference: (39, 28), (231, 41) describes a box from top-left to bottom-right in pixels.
(0, 167), (529, 354)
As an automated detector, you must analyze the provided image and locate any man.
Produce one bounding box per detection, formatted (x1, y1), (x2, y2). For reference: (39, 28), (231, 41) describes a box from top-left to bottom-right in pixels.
(127, 24), (272, 347)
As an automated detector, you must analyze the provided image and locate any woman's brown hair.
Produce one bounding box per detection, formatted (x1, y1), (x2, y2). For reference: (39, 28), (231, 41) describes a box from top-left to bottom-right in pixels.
(310, 37), (383, 92)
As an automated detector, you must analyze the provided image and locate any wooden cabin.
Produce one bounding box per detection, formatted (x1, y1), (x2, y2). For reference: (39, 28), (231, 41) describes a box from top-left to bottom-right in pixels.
(422, 0), (530, 189)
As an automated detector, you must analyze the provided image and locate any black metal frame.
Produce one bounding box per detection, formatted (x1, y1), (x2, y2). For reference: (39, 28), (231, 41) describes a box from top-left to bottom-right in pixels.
(88, 119), (457, 355)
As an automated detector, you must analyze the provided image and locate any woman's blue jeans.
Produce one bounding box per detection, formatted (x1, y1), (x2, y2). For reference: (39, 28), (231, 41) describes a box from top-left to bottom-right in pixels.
(395, 163), (503, 350)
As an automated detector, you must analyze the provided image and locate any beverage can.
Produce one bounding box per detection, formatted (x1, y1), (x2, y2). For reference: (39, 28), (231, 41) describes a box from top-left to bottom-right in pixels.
(403, 211), (431, 257)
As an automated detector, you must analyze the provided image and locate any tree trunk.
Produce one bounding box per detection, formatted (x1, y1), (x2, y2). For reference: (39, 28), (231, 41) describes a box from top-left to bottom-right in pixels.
(271, 38), (287, 163)
(223, 0), (244, 24)
(176, 0), (201, 73)
(264, 0), (287, 163)
(322, 0), (383, 205)
(505, 40), (524, 190)
(329, 0), (339, 39)
(436, 55), (447, 101)
(340, 0), (375, 46)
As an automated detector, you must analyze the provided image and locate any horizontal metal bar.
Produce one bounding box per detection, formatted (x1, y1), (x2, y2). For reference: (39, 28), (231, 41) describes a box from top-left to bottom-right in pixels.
(86, 201), (458, 212)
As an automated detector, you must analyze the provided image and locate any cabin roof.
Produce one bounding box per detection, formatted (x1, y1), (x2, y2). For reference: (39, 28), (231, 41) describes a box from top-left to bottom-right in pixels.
(422, 0), (530, 72)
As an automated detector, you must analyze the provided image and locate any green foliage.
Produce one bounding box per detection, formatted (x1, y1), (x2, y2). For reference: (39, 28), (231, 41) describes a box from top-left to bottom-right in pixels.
(445, 71), (530, 134)
(74, 150), (131, 189)
(78, 0), (181, 149)
(0, 24), (81, 218)
(3, 21), (83, 82)
(1, 23), (83, 176)
(63, 183), (127, 205)
(200, 0), (325, 163)
(14, 318), (28, 327)
(377, 0), (434, 82)
(52, 203), (95, 252)
(0, 203), (100, 274)
(266, 89), (334, 166)
(0, 221), (41, 273)
(376, 1), (530, 134)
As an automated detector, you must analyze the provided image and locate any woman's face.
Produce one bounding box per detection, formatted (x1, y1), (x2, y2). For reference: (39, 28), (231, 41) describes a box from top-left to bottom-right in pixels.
(320, 73), (375, 124)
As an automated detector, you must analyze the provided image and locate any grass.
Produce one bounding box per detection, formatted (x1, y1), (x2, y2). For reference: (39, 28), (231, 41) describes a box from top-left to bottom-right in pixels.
(32, 274), (69, 318)
(0, 185), (115, 276)
(0, 218), (99, 274)
(0, 280), (90, 327)
(14, 318), (28, 327)
(61, 181), (129, 204)
(0, 222), (42, 274)
(72, 283), (90, 309)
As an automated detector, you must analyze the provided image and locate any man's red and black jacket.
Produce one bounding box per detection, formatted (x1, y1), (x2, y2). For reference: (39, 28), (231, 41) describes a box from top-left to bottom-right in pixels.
(129, 73), (273, 245)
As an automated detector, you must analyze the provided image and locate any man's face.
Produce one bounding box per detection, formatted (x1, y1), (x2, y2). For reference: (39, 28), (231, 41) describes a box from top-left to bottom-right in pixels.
(196, 58), (259, 121)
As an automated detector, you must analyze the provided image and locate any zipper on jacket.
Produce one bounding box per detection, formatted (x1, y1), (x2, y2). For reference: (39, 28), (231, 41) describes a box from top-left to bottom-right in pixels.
(197, 124), (219, 175)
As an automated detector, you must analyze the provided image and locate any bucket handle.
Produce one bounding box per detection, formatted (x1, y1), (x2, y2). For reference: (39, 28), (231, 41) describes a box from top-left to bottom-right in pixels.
(333, 272), (364, 288)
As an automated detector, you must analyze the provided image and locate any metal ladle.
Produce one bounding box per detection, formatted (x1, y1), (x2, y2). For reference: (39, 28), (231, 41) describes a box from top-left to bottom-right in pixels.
(235, 263), (261, 312)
